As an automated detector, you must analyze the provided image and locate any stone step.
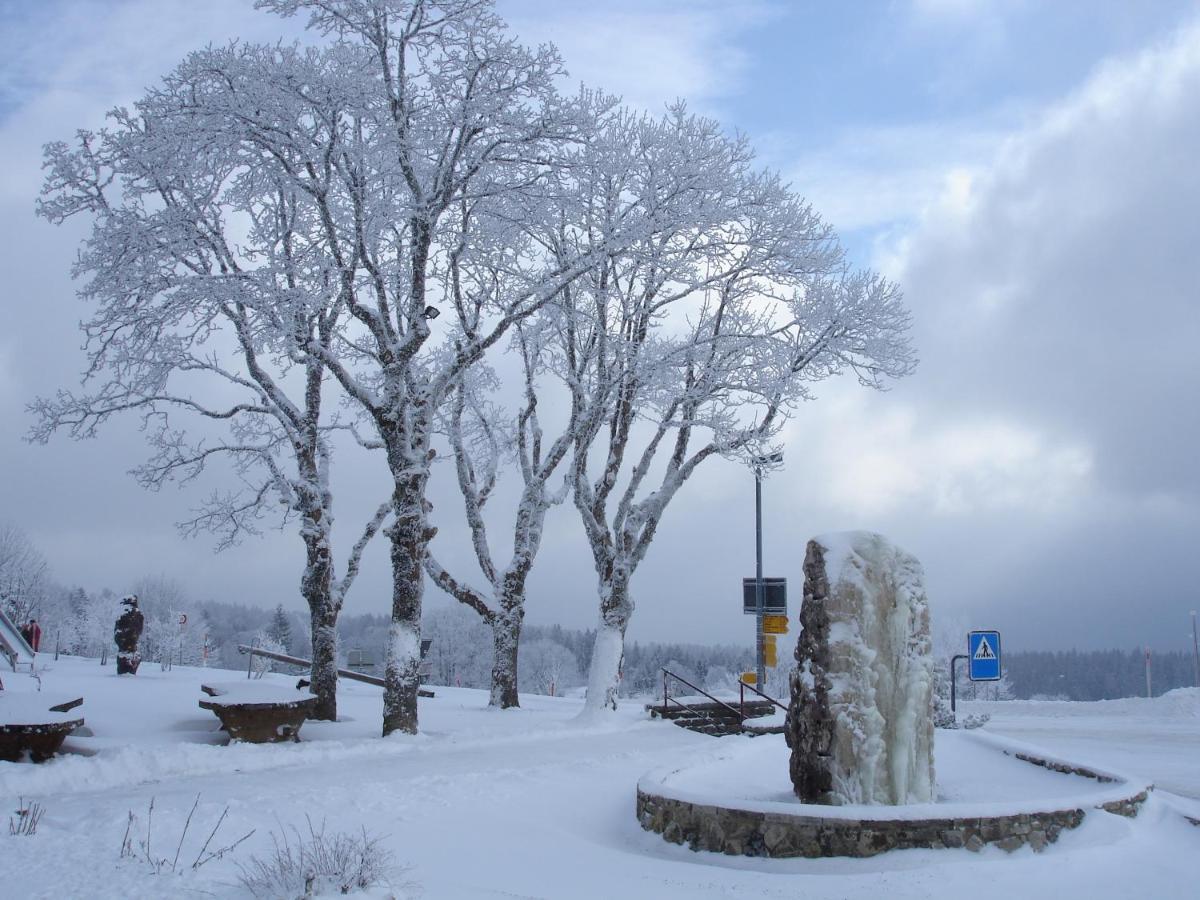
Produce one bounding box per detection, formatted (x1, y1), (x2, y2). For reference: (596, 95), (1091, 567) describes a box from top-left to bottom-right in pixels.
(646, 700), (777, 721)
(673, 719), (743, 737)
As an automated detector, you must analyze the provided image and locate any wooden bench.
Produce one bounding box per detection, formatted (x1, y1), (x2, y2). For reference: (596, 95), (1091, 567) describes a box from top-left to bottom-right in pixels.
(199, 683), (319, 743)
(0, 695), (85, 762)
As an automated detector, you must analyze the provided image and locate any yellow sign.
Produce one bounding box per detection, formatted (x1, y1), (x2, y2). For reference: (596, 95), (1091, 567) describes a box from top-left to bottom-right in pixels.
(763, 615), (789, 635)
(764, 639), (778, 668)
(740, 672), (757, 685)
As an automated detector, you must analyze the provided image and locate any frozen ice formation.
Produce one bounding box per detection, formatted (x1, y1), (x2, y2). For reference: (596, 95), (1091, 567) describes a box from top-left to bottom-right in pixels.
(786, 531), (935, 805)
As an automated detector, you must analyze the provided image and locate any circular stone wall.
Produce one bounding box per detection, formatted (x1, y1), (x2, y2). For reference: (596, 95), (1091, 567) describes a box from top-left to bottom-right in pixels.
(637, 733), (1150, 858)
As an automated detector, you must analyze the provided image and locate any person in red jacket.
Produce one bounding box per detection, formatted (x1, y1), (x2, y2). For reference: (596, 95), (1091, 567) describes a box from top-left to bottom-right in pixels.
(26, 619), (42, 653)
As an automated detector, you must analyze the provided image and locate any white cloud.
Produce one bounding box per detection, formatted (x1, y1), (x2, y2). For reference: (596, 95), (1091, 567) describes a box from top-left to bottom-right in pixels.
(782, 392), (1093, 519)
(780, 117), (1010, 235)
(502, 0), (774, 113)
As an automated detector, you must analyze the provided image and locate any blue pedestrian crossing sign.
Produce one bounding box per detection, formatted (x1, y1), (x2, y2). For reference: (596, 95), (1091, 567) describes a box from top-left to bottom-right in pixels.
(968, 631), (1002, 681)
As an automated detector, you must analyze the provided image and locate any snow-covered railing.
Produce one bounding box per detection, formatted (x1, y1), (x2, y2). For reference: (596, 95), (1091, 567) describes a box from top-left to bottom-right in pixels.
(661, 668), (744, 722)
(738, 678), (788, 719)
(236, 642), (433, 688)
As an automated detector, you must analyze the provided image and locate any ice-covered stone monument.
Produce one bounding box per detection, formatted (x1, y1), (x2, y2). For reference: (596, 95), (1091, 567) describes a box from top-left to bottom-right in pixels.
(786, 531), (935, 805)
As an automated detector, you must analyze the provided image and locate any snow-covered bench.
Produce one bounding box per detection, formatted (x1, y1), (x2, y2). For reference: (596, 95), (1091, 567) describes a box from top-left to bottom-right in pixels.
(0, 694), (85, 762)
(199, 682), (319, 743)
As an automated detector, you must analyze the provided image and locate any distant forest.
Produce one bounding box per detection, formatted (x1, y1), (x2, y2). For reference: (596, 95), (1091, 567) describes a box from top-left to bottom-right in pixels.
(327, 610), (1200, 702)
(10, 578), (1197, 702)
(998, 649), (1196, 701)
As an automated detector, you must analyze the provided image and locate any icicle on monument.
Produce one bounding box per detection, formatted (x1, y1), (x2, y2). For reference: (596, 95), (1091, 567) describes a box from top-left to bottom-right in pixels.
(785, 532), (935, 805)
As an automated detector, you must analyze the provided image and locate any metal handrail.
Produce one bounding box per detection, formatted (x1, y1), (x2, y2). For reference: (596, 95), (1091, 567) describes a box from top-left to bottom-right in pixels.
(236, 643), (433, 687)
(661, 668), (744, 722)
(738, 678), (788, 721)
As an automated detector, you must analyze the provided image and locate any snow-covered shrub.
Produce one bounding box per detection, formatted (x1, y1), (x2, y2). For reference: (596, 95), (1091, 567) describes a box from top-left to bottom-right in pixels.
(936, 711), (990, 730)
(9, 798), (44, 836)
(249, 631), (288, 678)
(933, 703), (957, 729)
(119, 796), (253, 874)
(518, 639), (580, 696)
(237, 818), (396, 898)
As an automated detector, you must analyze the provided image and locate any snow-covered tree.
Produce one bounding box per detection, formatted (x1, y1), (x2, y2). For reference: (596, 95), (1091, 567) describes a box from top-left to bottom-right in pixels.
(421, 605), (493, 689)
(975, 669), (1016, 702)
(549, 109), (916, 713)
(0, 523), (50, 625)
(267, 604), (295, 656)
(34, 32), (395, 721)
(423, 326), (576, 708)
(240, 0), (697, 735)
(518, 638), (580, 697)
(249, 629), (291, 677)
(79, 589), (123, 662)
(423, 102), (829, 711)
(130, 576), (185, 668)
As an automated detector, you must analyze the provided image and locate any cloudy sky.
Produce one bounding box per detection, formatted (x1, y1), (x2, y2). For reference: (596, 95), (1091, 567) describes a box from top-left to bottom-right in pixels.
(1, 0), (1198, 654)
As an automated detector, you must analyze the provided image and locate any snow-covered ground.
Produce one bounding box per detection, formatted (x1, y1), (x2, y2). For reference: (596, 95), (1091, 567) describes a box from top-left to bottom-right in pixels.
(962, 695), (1200, 798)
(1, 656), (1198, 899)
(650, 728), (1145, 818)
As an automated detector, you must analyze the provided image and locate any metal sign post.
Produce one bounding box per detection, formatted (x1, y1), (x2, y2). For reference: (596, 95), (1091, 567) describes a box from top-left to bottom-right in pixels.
(755, 472), (764, 688)
(1144, 647), (1152, 698)
(749, 451), (783, 689)
(1191, 611), (1198, 688)
(742, 578), (786, 687)
(950, 654), (968, 714)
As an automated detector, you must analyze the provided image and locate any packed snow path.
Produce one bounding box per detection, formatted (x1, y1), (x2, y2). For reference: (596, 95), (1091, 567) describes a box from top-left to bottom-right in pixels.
(962, 693), (1200, 801)
(0, 658), (1197, 899)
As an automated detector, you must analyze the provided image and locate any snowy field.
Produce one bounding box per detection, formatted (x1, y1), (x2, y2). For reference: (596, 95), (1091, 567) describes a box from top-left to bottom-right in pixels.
(962, 696), (1200, 805)
(1, 656), (1198, 899)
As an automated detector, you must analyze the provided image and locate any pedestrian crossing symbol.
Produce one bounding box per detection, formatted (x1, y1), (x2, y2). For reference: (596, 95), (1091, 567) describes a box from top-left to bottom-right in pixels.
(968, 630), (1002, 681)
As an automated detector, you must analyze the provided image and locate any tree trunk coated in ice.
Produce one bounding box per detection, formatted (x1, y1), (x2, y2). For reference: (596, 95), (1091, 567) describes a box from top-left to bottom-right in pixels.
(583, 575), (633, 715)
(382, 468), (432, 737)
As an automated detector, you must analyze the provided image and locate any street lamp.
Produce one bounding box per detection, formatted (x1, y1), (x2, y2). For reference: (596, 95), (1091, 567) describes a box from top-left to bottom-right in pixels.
(1192, 611), (1199, 688)
(753, 451), (783, 689)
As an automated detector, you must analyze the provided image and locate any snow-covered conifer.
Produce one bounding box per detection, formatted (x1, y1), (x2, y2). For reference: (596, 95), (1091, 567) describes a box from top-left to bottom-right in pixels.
(0, 523), (50, 625)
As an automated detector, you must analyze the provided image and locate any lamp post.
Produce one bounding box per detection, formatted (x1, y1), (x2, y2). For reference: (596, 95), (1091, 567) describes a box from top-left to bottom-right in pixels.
(753, 451), (783, 689)
(1191, 611), (1198, 688)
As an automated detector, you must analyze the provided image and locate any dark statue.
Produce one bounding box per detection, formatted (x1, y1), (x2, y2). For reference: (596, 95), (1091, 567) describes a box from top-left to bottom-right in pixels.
(114, 594), (144, 675)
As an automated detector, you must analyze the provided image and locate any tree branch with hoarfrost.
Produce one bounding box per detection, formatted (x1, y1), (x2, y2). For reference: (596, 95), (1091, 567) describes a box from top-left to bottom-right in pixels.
(0, 524), (51, 625)
(551, 109), (917, 713)
(423, 316), (580, 708)
(32, 40), (393, 720)
(419, 95), (801, 711)
(244, 0), (708, 734)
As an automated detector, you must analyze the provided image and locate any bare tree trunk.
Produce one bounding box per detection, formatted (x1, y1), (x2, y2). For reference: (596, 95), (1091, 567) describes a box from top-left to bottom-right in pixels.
(583, 570), (633, 716)
(300, 492), (339, 719)
(490, 600), (524, 709)
(308, 600), (339, 721)
(382, 469), (432, 736)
